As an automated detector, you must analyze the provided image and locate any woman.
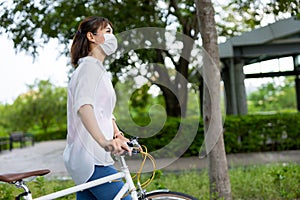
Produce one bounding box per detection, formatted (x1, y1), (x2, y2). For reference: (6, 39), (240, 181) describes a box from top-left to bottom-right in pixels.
(63, 16), (132, 200)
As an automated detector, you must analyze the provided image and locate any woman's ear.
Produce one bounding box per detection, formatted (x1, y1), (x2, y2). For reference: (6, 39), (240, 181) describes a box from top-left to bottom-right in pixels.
(86, 32), (95, 42)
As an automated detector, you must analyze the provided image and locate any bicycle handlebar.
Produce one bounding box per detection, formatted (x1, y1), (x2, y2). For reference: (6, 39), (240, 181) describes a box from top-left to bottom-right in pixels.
(127, 137), (141, 154)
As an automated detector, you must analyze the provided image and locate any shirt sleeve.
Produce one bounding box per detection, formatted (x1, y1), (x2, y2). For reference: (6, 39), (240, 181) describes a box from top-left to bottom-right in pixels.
(73, 63), (104, 114)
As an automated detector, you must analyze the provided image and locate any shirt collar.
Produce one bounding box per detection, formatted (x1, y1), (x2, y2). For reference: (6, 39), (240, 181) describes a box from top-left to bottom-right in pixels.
(78, 56), (105, 70)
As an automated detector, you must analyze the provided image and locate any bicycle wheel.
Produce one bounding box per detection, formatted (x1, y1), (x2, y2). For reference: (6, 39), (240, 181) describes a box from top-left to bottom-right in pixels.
(143, 190), (198, 200)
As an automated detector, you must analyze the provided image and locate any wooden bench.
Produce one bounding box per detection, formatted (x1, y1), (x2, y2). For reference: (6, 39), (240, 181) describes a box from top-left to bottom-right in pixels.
(9, 132), (34, 151)
(0, 137), (9, 152)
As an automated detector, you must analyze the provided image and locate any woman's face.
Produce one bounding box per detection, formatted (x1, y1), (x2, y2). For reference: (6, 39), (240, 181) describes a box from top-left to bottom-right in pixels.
(93, 24), (113, 44)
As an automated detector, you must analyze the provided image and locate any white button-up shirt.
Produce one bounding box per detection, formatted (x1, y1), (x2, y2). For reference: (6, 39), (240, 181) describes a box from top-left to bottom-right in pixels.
(63, 56), (116, 185)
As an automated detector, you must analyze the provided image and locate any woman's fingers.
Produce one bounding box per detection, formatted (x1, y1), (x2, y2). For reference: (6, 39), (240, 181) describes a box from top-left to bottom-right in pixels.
(114, 134), (130, 143)
(115, 138), (132, 155)
(104, 139), (132, 156)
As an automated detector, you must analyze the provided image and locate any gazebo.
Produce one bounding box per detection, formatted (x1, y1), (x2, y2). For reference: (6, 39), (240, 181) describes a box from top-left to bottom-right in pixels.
(219, 17), (300, 115)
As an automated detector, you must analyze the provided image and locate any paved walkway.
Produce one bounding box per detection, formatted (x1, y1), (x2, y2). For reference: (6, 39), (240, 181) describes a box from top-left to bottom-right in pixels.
(0, 140), (299, 179)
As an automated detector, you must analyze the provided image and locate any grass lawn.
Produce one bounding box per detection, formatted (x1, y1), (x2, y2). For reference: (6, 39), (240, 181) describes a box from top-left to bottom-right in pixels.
(0, 162), (299, 199)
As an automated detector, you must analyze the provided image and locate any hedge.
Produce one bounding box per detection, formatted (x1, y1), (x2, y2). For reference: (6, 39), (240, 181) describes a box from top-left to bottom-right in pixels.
(121, 113), (300, 157)
(223, 113), (300, 154)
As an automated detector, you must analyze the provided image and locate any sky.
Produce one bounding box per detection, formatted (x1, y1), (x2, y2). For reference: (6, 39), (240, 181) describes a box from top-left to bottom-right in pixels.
(244, 57), (294, 94)
(0, 35), (70, 104)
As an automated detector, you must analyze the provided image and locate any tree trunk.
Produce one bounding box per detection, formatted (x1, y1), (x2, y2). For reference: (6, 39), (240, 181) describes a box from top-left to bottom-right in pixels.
(151, 1), (197, 118)
(195, 0), (232, 199)
(154, 47), (190, 118)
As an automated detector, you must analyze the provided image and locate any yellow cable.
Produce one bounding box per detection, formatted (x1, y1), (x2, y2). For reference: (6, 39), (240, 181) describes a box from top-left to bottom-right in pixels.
(121, 145), (157, 199)
(133, 145), (157, 189)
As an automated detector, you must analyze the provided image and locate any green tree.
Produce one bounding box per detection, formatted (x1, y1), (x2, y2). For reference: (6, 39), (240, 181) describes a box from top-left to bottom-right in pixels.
(28, 79), (67, 133)
(248, 77), (296, 112)
(4, 79), (67, 134)
(0, 103), (14, 136)
(5, 92), (36, 133)
(216, 0), (300, 38)
(129, 84), (152, 119)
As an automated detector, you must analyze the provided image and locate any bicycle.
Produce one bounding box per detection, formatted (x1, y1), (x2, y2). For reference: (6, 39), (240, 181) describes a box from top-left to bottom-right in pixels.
(0, 138), (198, 200)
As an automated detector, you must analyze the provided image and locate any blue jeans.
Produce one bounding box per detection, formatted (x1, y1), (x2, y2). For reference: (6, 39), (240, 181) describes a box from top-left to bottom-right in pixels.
(76, 165), (132, 200)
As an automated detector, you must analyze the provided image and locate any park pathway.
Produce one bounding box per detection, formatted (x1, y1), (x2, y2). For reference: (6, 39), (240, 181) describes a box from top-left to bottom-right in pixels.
(0, 140), (299, 179)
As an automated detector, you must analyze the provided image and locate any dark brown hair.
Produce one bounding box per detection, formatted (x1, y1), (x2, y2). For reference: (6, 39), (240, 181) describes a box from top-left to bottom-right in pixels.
(70, 16), (112, 68)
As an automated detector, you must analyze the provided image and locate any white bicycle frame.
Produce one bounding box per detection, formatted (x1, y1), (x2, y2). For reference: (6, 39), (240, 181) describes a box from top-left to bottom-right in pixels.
(34, 155), (138, 200)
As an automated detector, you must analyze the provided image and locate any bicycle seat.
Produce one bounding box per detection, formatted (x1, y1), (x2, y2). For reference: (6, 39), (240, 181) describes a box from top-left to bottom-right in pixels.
(0, 169), (50, 183)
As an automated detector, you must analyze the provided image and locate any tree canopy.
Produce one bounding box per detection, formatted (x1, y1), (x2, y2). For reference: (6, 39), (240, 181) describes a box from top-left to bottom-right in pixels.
(216, 0), (300, 38)
(0, 79), (67, 135)
(1, 0), (298, 55)
(248, 77), (297, 113)
(0, 0), (298, 117)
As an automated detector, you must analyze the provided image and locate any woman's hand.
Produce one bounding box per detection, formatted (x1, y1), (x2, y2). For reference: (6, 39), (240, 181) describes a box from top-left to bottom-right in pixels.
(102, 137), (132, 156)
(114, 132), (128, 141)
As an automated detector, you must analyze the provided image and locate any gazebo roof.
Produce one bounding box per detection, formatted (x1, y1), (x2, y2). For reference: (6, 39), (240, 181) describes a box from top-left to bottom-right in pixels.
(219, 17), (300, 64)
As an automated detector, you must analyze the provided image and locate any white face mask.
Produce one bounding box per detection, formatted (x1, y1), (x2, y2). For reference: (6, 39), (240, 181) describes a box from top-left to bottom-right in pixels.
(99, 34), (118, 56)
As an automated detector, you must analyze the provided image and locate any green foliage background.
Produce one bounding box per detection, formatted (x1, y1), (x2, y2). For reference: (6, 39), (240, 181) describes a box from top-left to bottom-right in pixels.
(0, 77), (299, 155)
(0, 1), (299, 151)
(247, 77), (297, 113)
(123, 113), (300, 157)
(0, 80), (67, 139)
